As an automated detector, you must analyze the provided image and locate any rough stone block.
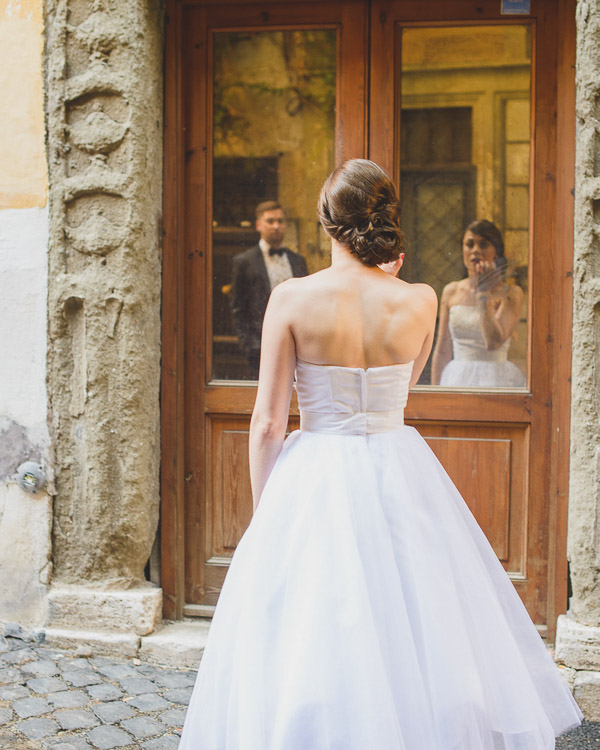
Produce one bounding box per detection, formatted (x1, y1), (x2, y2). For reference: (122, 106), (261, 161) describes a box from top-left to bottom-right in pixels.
(47, 586), (162, 636)
(0, 666), (21, 683)
(163, 687), (192, 705)
(22, 659), (59, 677)
(0, 684), (29, 700)
(59, 657), (91, 671)
(18, 717), (59, 740)
(1, 646), (37, 665)
(121, 716), (166, 740)
(13, 695), (52, 718)
(60, 670), (103, 687)
(139, 620), (210, 669)
(128, 693), (169, 712)
(53, 708), (99, 730)
(43, 628), (140, 659)
(95, 662), (137, 680)
(48, 689), (89, 709)
(557, 665), (577, 691)
(0, 708), (13, 725)
(87, 724), (132, 749)
(86, 683), (123, 702)
(91, 700), (136, 724)
(573, 670), (600, 721)
(153, 671), (195, 689)
(159, 707), (186, 727)
(117, 676), (159, 694)
(44, 738), (93, 750)
(141, 736), (180, 750)
(556, 615), (600, 670)
(27, 676), (68, 694)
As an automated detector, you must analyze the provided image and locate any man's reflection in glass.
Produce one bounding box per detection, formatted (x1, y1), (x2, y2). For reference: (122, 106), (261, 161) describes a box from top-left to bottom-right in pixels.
(231, 201), (309, 378)
(431, 220), (525, 388)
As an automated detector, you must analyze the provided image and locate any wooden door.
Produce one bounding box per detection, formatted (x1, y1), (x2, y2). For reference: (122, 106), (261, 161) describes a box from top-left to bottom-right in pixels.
(162, 0), (575, 639)
(162, 0), (369, 618)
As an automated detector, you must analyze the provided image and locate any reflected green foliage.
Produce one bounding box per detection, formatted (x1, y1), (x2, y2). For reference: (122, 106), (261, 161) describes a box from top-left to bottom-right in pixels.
(213, 30), (336, 151)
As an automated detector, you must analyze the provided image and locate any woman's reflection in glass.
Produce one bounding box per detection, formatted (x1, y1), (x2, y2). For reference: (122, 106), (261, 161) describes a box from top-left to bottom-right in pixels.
(431, 220), (525, 388)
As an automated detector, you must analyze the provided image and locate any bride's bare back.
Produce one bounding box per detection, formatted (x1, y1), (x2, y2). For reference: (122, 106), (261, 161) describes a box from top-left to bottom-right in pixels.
(249, 159), (437, 504)
(283, 263), (436, 374)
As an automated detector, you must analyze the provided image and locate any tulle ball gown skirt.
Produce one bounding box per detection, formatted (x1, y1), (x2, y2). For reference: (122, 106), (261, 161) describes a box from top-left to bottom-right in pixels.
(179, 363), (581, 750)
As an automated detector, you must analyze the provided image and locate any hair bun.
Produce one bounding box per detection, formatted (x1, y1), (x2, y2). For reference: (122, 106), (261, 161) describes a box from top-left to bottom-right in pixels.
(318, 160), (405, 266)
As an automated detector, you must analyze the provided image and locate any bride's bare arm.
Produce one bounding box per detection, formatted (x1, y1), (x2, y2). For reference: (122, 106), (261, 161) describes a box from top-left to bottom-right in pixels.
(249, 283), (297, 511)
(410, 285), (438, 387)
(430, 286), (453, 385)
(478, 285), (523, 350)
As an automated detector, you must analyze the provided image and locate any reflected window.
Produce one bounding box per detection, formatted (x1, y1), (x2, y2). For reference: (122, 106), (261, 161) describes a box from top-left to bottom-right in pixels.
(211, 29), (337, 381)
(400, 25), (531, 388)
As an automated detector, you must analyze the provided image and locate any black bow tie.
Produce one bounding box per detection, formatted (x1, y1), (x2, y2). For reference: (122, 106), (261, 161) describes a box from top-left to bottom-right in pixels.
(269, 247), (285, 257)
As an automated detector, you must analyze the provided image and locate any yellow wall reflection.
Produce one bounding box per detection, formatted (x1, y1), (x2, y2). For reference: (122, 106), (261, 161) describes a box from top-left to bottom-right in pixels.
(400, 25), (531, 385)
(211, 30), (336, 379)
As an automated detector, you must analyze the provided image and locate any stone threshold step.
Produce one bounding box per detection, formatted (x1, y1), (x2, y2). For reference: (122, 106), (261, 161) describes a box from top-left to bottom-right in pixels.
(41, 619), (211, 669)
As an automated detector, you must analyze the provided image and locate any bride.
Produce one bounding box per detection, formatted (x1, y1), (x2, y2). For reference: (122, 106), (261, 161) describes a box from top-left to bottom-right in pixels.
(179, 159), (581, 750)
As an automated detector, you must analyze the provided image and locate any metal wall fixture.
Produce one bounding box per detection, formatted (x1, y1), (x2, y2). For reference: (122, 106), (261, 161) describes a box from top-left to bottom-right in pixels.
(16, 462), (46, 493)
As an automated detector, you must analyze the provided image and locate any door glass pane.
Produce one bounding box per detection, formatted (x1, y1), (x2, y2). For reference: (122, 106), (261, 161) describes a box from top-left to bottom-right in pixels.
(211, 29), (337, 381)
(400, 25), (531, 389)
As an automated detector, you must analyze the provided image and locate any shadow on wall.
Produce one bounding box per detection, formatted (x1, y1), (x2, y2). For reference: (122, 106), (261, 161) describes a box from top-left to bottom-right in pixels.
(0, 417), (43, 481)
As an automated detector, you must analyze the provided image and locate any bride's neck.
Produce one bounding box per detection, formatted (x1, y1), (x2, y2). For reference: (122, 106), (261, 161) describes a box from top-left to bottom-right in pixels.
(330, 239), (371, 271)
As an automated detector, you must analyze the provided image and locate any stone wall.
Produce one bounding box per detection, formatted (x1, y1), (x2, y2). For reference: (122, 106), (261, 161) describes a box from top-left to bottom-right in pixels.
(44, 0), (164, 636)
(555, 0), (600, 719)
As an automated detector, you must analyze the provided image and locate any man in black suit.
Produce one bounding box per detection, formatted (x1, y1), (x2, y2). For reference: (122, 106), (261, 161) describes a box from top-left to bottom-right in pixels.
(231, 201), (309, 378)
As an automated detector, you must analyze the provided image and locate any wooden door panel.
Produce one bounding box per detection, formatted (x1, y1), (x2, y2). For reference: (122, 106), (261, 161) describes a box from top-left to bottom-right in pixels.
(195, 415), (529, 609)
(413, 423), (529, 580)
(188, 417), (253, 608)
(213, 422), (252, 554)
(426, 435), (512, 561)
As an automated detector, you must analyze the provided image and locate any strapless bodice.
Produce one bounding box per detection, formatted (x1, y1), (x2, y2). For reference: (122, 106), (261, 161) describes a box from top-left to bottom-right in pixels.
(448, 304), (510, 363)
(295, 358), (413, 435)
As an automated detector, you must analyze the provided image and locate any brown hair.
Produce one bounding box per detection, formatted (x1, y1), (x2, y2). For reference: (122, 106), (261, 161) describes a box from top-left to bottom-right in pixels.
(256, 201), (285, 219)
(465, 219), (507, 277)
(318, 159), (404, 266)
(465, 219), (505, 258)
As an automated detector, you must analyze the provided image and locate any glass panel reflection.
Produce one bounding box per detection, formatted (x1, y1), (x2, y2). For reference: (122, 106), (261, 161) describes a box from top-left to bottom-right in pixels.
(211, 30), (336, 380)
(400, 25), (531, 388)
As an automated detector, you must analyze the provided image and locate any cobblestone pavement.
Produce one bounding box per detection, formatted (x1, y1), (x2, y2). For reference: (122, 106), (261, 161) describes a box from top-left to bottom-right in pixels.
(1, 631), (599, 749)
(0, 632), (194, 749)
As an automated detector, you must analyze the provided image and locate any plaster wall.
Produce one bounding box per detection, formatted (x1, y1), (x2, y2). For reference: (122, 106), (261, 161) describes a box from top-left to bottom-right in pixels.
(0, 0), (51, 627)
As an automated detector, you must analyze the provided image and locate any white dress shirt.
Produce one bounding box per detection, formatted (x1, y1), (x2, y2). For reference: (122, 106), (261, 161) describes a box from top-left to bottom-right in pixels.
(259, 238), (294, 290)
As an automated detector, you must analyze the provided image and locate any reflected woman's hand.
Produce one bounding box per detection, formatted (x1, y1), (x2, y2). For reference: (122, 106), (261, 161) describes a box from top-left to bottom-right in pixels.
(472, 259), (503, 294)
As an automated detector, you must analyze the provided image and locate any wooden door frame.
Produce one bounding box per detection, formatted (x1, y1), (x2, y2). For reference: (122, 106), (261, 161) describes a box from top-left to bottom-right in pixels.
(161, 0), (576, 636)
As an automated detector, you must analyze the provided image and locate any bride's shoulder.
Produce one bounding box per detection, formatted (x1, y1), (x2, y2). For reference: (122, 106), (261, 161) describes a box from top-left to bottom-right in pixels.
(266, 272), (324, 312)
(396, 280), (437, 309)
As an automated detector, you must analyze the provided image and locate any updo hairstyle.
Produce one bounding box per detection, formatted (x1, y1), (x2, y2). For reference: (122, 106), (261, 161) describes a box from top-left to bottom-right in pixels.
(318, 159), (405, 266)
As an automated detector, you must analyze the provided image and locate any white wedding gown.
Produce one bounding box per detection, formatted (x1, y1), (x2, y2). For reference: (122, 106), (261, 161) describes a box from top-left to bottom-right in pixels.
(440, 304), (526, 387)
(179, 358), (581, 750)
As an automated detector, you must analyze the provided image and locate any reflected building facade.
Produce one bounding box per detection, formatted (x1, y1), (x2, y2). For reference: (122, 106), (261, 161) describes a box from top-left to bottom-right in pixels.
(211, 30), (336, 380)
(399, 26), (530, 385)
